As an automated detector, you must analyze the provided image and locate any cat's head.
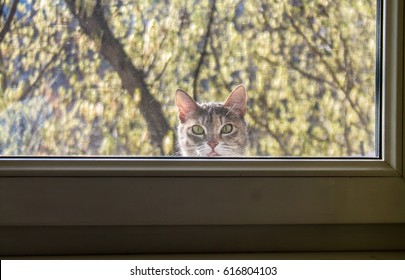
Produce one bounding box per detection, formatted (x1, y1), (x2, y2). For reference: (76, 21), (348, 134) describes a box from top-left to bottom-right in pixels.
(175, 85), (248, 157)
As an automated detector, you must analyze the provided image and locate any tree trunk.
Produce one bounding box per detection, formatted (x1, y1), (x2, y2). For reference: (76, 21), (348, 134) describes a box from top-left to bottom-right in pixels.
(65, 0), (170, 153)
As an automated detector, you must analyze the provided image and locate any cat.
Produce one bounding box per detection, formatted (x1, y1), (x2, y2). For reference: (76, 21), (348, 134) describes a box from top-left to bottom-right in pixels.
(175, 85), (248, 157)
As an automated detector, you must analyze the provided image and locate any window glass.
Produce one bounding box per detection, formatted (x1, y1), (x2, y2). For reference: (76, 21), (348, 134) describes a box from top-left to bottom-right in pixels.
(0, 0), (379, 157)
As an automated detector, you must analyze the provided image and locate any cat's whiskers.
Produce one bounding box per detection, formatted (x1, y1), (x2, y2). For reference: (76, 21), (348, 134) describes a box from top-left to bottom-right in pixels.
(196, 144), (208, 156)
(170, 150), (183, 157)
(191, 150), (203, 157)
(219, 145), (245, 156)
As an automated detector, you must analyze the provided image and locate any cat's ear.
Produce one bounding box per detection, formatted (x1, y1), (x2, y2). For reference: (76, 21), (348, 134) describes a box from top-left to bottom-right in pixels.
(175, 89), (198, 123)
(224, 84), (247, 117)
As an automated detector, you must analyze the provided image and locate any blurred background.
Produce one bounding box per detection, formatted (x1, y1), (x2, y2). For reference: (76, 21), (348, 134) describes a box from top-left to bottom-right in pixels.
(0, 0), (377, 157)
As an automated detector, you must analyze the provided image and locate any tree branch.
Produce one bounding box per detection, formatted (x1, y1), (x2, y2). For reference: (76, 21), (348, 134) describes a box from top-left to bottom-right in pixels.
(153, 56), (171, 83)
(65, 0), (170, 153)
(192, 0), (216, 101)
(0, 1), (4, 18)
(145, 31), (169, 77)
(285, 10), (372, 136)
(19, 42), (66, 101)
(343, 104), (353, 155)
(0, 49), (6, 91)
(0, 0), (19, 44)
(288, 63), (338, 91)
(249, 111), (291, 156)
(209, 38), (232, 92)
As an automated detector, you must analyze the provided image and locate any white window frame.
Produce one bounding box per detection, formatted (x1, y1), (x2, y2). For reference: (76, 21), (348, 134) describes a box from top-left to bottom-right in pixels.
(0, 0), (404, 255)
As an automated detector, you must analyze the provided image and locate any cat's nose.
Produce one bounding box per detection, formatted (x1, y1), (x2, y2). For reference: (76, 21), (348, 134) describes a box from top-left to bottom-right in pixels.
(208, 139), (219, 149)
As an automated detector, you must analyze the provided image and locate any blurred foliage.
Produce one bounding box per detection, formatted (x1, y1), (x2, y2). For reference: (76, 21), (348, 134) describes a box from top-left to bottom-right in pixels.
(0, 0), (377, 156)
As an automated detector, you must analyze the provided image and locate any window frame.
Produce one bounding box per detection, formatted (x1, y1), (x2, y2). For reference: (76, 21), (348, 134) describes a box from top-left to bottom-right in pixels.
(0, 0), (404, 255)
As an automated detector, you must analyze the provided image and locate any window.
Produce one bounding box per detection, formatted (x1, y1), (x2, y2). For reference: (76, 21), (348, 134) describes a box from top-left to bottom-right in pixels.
(0, 0), (404, 255)
(1, 0), (380, 158)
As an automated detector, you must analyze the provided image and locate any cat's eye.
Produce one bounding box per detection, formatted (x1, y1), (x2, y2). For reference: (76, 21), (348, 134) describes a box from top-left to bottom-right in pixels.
(192, 125), (205, 135)
(221, 124), (233, 134)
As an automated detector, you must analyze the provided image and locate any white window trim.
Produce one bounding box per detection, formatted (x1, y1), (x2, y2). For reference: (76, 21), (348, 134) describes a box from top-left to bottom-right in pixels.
(0, 0), (404, 254)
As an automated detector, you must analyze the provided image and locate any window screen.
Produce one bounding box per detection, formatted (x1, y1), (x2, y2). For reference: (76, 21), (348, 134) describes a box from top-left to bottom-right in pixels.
(0, 0), (380, 157)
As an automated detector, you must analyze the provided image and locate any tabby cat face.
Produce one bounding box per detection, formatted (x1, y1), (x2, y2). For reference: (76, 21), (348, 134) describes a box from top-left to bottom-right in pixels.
(175, 85), (248, 157)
